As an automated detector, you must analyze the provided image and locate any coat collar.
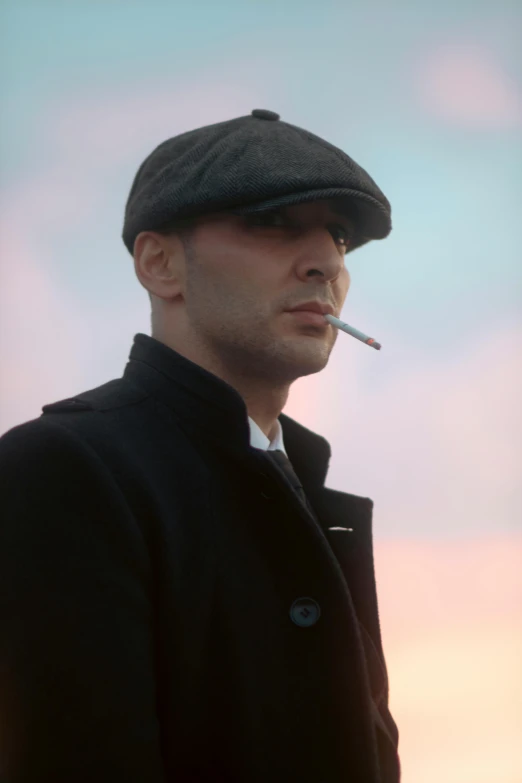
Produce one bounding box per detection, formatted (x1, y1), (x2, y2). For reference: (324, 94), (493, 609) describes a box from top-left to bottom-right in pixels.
(123, 333), (332, 488)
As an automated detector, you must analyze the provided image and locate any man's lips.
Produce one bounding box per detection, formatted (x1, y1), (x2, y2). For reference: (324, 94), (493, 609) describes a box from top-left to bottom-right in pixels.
(287, 301), (335, 316)
(285, 310), (330, 326)
(284, 300), (335, 326)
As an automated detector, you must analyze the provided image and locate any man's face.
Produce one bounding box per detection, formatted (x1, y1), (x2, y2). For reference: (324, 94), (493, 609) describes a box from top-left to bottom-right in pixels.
(137, 198), (355, 386)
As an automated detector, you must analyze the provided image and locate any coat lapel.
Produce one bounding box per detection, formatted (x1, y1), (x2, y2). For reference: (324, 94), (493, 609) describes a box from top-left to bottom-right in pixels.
(304, 485), (398, 749)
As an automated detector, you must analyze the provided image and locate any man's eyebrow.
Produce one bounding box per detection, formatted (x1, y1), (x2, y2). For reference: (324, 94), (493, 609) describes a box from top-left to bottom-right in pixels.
(267, 203), (357, 233)
(330, 207), (357, 232)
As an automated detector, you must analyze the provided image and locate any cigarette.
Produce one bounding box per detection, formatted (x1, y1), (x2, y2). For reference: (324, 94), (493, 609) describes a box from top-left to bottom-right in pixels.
(324, 314), (381, 350)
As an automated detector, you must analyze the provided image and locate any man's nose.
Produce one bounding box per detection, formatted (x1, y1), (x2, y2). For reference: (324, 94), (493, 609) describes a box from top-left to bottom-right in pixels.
(297, 226), (346, 278)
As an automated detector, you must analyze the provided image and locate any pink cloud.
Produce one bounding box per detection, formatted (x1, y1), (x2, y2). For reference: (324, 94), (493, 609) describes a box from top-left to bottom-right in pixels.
(286, 344), (522, 779)
(285, 315), (522, 535)
(0, 226), (100, 429)
(0, 80), (269, 430)
(414, 43), (522, 129)
(374, 536), (522, 638)
(373, 536), (522, 782)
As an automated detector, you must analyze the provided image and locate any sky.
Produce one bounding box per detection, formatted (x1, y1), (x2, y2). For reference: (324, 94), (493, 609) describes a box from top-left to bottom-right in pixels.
(1, 1), (521, 780)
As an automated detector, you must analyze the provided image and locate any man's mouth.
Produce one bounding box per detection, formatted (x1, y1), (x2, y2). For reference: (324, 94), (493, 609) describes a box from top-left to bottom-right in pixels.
(285, 311), (329, 326)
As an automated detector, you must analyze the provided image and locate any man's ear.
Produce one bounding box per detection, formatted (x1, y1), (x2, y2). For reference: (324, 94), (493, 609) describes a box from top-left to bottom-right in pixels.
(133, 231), (185, 301)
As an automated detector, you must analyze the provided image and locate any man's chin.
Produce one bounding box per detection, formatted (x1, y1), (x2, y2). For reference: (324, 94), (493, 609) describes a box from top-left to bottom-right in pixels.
(284, 347), (331, 377)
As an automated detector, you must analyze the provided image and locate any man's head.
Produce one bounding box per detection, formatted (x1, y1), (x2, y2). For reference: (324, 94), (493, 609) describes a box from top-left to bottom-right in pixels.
(133, 198), (354, 389)
(123, 109), (391, 432)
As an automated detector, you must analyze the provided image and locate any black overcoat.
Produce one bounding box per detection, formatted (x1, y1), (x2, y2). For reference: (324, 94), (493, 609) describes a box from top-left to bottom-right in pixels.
(0, 333), (401, 782)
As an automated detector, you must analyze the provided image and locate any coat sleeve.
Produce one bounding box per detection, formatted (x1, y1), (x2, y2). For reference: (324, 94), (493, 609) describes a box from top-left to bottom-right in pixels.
(0, 419), (166, 783)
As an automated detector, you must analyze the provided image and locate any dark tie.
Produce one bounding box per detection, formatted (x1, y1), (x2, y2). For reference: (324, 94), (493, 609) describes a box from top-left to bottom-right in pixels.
(265, 449), (309, 509)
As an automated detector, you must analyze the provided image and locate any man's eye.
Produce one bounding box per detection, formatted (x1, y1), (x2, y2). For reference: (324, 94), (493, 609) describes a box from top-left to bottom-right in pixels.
(247, 213), (353, 253)
(330, 224), (353, 254)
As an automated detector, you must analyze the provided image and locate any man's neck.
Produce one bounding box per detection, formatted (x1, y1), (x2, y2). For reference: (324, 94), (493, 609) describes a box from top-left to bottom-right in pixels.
(247, 399), (287, 441)
(151, 330), (289, 440)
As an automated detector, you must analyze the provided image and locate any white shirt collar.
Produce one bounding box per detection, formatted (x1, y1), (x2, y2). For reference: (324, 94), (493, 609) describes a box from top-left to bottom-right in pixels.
(247, 416), (287, 455)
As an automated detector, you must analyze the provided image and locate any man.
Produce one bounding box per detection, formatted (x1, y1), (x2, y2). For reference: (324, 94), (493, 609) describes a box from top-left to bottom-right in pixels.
(0, 109), (401, 782)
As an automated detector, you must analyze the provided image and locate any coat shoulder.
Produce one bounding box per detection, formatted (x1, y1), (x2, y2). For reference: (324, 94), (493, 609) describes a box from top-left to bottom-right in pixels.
(41, 378), (147, 417)
(0, 379), (149, 459)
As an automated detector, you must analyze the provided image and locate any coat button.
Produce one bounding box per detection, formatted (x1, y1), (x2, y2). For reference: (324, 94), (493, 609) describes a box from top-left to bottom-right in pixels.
(289, 597), (321, 627)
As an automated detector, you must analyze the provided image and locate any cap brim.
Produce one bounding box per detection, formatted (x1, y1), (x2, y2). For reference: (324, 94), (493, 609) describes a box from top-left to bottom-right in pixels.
(226, 188), (391, 242)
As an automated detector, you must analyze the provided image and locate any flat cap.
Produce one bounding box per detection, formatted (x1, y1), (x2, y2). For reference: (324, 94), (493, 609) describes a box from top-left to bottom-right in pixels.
(122, 109), (391, 255)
